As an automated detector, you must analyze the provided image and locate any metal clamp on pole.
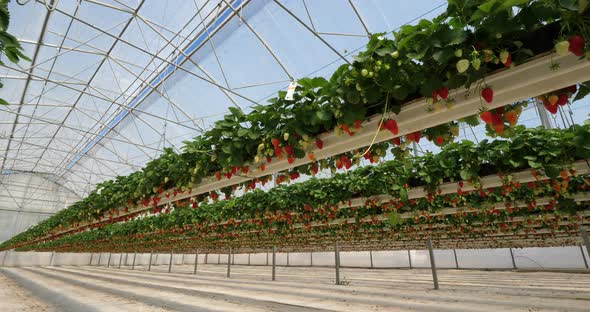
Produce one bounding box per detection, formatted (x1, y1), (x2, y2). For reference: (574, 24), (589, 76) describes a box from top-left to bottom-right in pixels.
(426, 238), (439, 290)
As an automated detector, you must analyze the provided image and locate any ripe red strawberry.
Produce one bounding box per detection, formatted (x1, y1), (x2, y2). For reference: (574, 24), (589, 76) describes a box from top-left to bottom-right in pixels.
(310, 164), (318, 175)
(544, 102), (558, 114)
(493, 123), (504, 135)
(241, 166), (249, 174)
(438, 87), (449, 100)
(392, 137), (401, 146)
(432, 89), (439, 102)
(480, 111), (493, 124)
(315, 139), (324, 149)
(505, 111), (518, 126)
(435, 135), (444, 146)
(490, 113), (503, 126)
(215, 171), (221, 181)
(566, 85), (577, 94)
(272, 138), (280, 148)
(354, 119), (361, 129)
(568, 35), (585, 56)
(383, 119), (399, 135)
(285, 145), (294, 156)
(287, 157), (295, 164)
(557, 94), (568, 106)
(481, 87), (493, 103)
(266, 157), (272, 163)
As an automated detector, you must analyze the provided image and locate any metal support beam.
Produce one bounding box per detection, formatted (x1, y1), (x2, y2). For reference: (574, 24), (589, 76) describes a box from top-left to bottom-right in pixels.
(335, 240), (341, 285)
(426, 239), (439, 290)
(148, 252), (153, 271)
(310, 251), (313, 266)
(205, 253), (208, 264)
(453, 249), (459, 269)
(266, 252), (269, 266)
(218, 253), (220, 264)
(248, 253), (251, 265)
(227, 248), (232, 278)
(286, 252), (290, 267)
(369, 250), (374, 269)
(49, 252), (55, 266)
(118, 253), (123, 269)
(272, 246), (276, 281)
(98, 253), (102, 266)
(581, 228), (590, 261)
(580, 245), (589, 269)
(132, 253), (137, 270)
(198, 249), (199, 274)
(124, 253), (128, 266)
(107, 253), (112, 268)
(408, 250), (412, 269)
(89, 253), (93, 266)
(168, 251), (174, 273)
(509, 248), (517, 269)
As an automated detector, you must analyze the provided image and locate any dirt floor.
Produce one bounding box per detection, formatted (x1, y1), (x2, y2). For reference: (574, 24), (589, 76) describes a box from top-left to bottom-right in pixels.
(1, 264), (589, 311)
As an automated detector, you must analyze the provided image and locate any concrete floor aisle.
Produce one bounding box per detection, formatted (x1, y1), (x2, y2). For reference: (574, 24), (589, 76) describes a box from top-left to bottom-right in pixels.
(1, 264), (590, 311)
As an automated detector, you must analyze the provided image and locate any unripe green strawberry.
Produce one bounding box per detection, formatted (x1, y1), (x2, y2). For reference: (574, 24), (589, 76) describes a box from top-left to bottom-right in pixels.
(454, 49), (463, 57)
(456, 59), (470, 73)
(391, 51), (399, 59)
(555, 41), (570, 56)
(283, 133), (289, 141)
(472, 58), (481, 70)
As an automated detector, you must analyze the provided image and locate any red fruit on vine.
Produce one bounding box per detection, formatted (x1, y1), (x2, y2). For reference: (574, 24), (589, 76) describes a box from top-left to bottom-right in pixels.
(438, 87), (449, 100)
(285, 145), (294, 156)
(287, 157), (295, 164)
(311, 164), (318, 175)
(432, 89), (439, 102)
(493, 123), (504, 135)
(392, 137), (401, 146)
(490, 113), (503, 126)
(505, 111), (518, 126)
(355, 119), (361, 129)
(544, 101), (558, 114)
(266, 157), (272, 163)
(568, 35), (585, 56)
(435, 135), (444, 146)
(290, 172), (299, 180)
(316, 139), (324, 149)
(241, 166), (249, 174)
(260, 164), (266, 171)
(272, 138), (280, 148)
(480, 111), (493, 124)
(383, 119), (399, 135)
(215, 171), (221, 181)
(481, 87), (494, 103)
(566, 85), (577, 94)
(557, 94), (568, 106)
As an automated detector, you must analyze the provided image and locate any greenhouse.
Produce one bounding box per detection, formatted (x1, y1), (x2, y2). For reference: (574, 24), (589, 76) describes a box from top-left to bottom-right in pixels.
(1, 0), (590, 311)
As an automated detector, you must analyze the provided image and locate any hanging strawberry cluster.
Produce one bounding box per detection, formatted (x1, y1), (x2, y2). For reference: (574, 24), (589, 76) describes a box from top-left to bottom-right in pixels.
(537, 85), (577, 114)
(479, 103), (524, 137)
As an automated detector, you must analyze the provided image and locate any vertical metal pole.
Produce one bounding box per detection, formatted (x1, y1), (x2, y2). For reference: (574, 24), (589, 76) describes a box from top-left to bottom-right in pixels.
(89, 253), (93, 266)
(536, 99), (554, 129)
(232, 252), (235, 265)
(198, 249), (199, 274)
(205, 253), (208, 264)
(227, 248), (232, 278)
(272, 246), (276, 281)
(286, 252), (290, 267)
(217, 253), (220, 264)
(148, 252), (153, 271)
(168, 251), (174, 273)
(49, 252), (55, 266)
(408, 250), (412, 269)
(580, 245), (589, 269)
(155, 254), (159, 266)
(182, 254), (185, 265)
(509, 248), (517, 269)
(266, 252), (269, 266)
(581, 228), (590, 261)
(426, 239), (439, 290)
(453, 249), (459, 269)
(107, 253), (112, 268)
(335, 240), (341, 285)
(310, 251), (313, 266)
(98, 253), (102, 266)
(248, 253), (251, 265)
(369, 250), (374, 269)
(132, 253), (137, 270)
(1, 250), (8, 267)
(118, 253), (123, 269)
(124, 253), (128, 266)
